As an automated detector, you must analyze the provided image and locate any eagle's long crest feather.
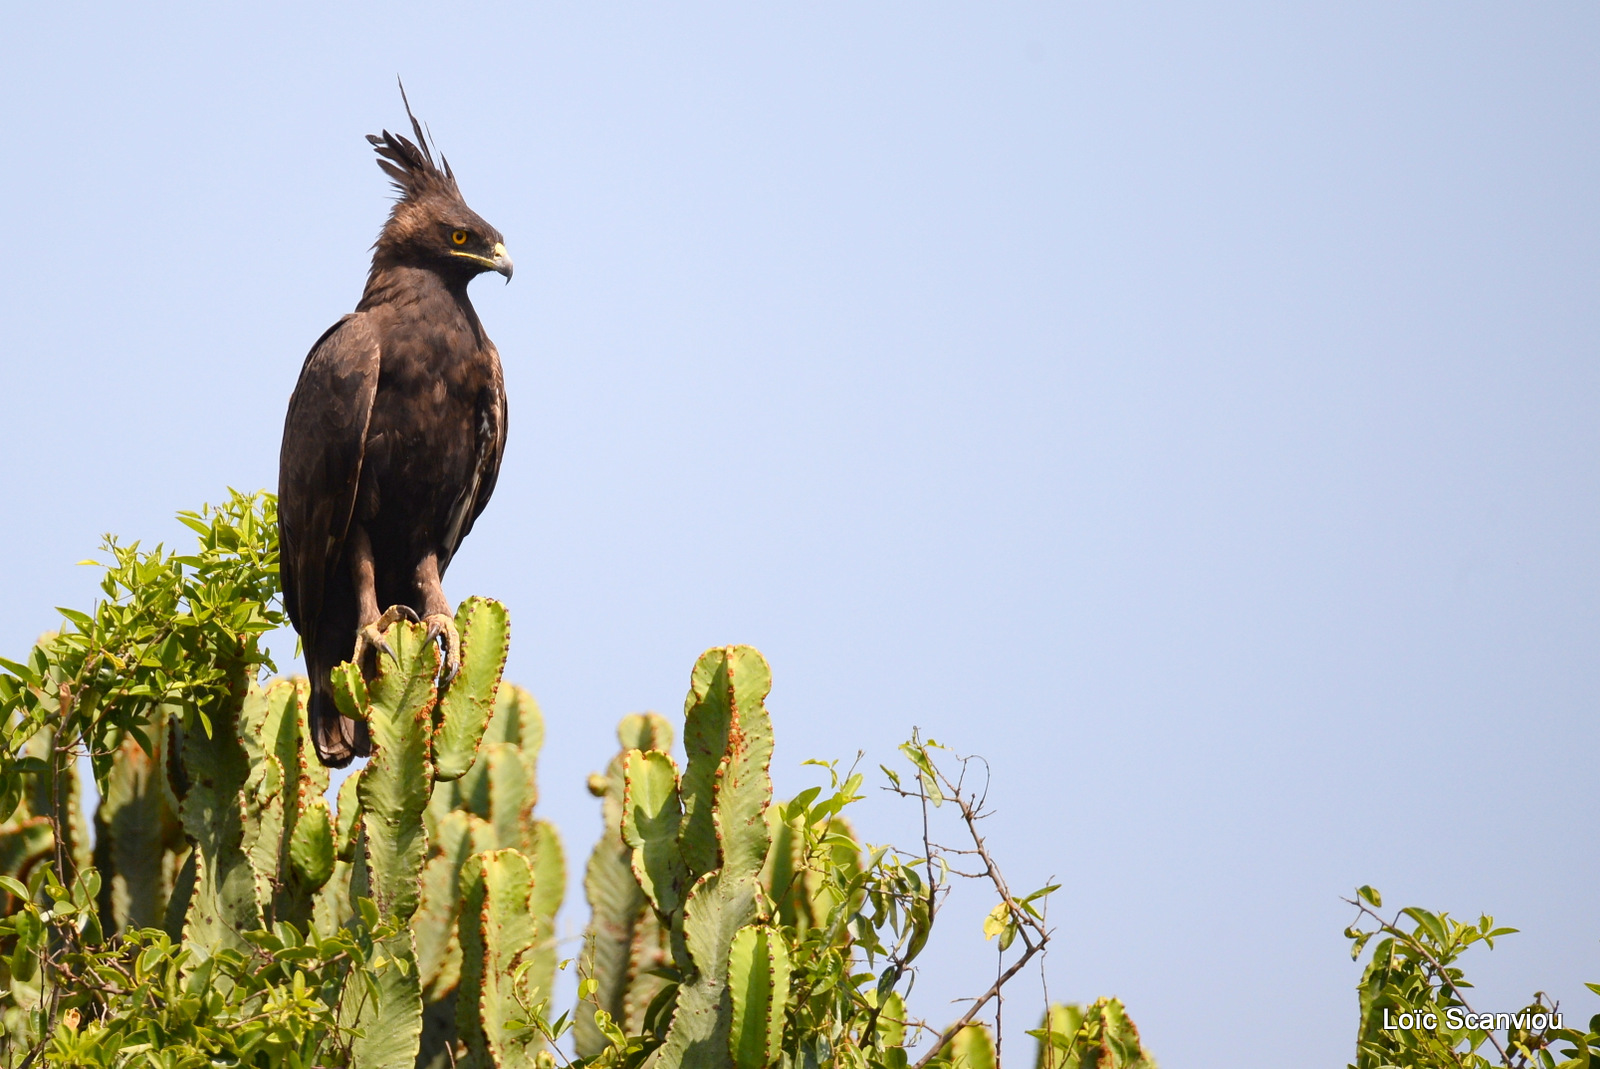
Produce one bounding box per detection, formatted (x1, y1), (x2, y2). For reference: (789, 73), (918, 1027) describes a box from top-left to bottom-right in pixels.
(365, 77), (459, 201)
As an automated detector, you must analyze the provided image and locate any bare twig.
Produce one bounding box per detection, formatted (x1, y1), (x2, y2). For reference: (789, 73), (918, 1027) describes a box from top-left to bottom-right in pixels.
(994, 940), (1004, 1068)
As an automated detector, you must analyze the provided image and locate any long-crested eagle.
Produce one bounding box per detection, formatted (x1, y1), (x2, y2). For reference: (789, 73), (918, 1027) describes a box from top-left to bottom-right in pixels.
(278, 92), (512, 767)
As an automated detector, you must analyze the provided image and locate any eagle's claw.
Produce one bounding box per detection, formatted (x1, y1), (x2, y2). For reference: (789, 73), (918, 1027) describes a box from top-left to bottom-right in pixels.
(353, 605), (420, 668)
(424, 613), (461, 682)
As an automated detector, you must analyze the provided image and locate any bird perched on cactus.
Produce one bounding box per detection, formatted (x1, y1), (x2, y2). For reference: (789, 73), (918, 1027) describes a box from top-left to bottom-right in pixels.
(278, 86), (513, 767)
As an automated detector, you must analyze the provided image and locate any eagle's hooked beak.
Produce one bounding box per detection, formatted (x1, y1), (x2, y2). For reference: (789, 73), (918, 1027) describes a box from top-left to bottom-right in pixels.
(449, 242), (515, 281)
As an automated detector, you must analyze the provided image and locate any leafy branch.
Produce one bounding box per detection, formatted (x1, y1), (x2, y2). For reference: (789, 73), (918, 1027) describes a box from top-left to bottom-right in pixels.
(881, 733), (1058, 1068)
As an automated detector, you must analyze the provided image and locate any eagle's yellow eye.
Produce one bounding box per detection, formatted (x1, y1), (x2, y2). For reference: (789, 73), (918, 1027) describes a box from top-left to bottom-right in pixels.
(452, 230), (469, 246)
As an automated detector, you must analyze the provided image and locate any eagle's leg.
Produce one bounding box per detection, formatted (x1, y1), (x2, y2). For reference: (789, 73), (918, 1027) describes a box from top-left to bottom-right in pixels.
(414, 551), (462, 682)
(348, 525), (418, 668)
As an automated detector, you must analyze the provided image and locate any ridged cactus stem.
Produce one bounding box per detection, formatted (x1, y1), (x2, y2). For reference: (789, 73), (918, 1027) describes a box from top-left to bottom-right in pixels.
(650, 646), (776, 1069)
(342, 618), (439, 1069)
(1032, 999), (1157, 1069)
(576, 713), (674, 1058)
(457, 849), (543, 1069)
(90, 709), (184, 934)
(178, 675), (261, 965)
(330, 596), (513, 1069)
(239, 679), (333, 929)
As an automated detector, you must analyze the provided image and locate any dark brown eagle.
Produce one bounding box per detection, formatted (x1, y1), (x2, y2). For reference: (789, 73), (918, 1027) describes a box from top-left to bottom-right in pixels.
(278, 93), (511, 767)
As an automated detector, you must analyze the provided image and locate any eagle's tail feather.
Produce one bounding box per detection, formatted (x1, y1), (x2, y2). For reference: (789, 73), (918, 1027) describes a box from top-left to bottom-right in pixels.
(308, 671), (370, 768)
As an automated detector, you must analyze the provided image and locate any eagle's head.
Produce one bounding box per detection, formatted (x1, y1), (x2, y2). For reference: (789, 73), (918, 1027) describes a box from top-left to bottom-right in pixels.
(366, 87), (513, 286)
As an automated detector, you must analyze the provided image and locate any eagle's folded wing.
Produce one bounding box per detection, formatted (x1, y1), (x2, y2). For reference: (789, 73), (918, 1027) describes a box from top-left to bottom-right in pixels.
(277, 313), (381, 639)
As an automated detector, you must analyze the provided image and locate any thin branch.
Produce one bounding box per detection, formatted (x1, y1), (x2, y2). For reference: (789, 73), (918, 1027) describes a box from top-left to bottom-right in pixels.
(994, 939), (1004, 1069)
(912, 945), (1044, 1069)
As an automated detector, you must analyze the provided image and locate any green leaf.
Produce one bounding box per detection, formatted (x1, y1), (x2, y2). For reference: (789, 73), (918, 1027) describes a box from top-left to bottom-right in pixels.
(56, 607), (96, 631)
(1402, 907), (1448, 947)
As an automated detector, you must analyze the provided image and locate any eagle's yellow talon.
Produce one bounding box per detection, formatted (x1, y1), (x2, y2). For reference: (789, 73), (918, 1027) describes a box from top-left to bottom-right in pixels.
(353, 624), (393, 665)
(424, 613), (461, 682)
(352, 605), (419, 668)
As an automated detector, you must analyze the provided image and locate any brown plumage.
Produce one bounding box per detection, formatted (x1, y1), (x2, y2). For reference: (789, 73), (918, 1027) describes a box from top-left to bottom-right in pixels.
(278, 89), (512, 767)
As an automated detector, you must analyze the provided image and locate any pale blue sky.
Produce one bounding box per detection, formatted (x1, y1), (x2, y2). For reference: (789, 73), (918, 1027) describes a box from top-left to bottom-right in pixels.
(2, 5), (1597, 1065)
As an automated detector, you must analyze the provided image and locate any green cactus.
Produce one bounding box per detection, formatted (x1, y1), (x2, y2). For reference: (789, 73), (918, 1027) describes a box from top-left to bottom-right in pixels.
(332, 597), (521, 1069)
(590, 650), (888, 1069)
(60, 592), (569, 1069)
(621, 748), (686, 919)
(931, 1024), (997, 1069)
(17, 720), (93, 885)
(84, 676), (338, 947)
(663, 647), (775, 1069)
(412, 667), (564, 1069)
(0, 817), (52, 908)
(239, 678), (334, 927)
(615, 646), (776, 1069)
(178, 679), (261, 964)
(57, 589), (545, 1069)
(524, 819), (566, 1006)
(456, 849), (544, 1069)
(438, 683), (543, 839)
(90, 707), (185, 933)
(728, 924), (791, 1069)
(760, 809), (861, 938)
(415, 810), (479, 1004)
(0, 719), (93, 940)
(1032, 1000), (1157, 1069)
(1, 559), (1135, 1069)
(431, 599), (509, 782)
(312, 770), (363, 938)
(345, 618), (441, 1069)
(575, 712), (674, 1057)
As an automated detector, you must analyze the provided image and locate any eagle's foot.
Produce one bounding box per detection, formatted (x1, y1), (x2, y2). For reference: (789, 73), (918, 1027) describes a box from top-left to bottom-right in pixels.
(353, 605), (420, 668)
(424, 612), (461, 682)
